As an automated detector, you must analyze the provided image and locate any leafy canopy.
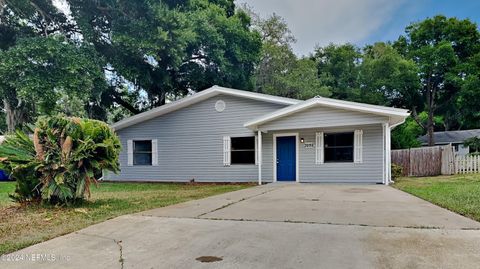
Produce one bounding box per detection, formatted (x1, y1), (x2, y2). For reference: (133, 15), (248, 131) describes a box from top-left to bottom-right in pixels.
(0, 36), (106, 119)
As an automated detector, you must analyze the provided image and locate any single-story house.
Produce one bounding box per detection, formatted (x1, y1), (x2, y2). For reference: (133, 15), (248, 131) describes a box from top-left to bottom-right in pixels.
(418, 129), (480, 156)
(105, 86), (409, 185)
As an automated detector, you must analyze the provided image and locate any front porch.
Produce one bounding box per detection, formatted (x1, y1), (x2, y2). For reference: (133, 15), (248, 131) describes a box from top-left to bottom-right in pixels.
(255, 124), (392, 185)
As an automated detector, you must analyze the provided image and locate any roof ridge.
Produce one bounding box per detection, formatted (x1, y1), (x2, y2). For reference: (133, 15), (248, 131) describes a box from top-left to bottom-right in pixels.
(312, 95), (408, 112)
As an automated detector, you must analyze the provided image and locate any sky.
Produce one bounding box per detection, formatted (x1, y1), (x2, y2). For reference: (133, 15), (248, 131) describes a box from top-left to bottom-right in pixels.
(239, 0), (480, 56)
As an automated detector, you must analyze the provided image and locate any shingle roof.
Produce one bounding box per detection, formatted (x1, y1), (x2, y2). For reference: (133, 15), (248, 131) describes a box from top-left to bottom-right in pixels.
(418, 129), (480, 145)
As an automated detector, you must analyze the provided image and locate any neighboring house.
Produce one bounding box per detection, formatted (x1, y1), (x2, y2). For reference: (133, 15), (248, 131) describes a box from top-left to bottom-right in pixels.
(418, 129), (480, 156)
(106, 86), (409, 185)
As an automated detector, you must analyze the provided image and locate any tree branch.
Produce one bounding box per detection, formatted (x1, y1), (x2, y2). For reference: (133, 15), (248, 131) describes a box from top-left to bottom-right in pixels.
(110, 92), (140, 114)
(411, 107), (425, 130)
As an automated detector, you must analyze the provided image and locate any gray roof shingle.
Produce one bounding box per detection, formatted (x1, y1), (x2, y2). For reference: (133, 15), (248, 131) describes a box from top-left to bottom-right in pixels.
(418, 129), (480, 145)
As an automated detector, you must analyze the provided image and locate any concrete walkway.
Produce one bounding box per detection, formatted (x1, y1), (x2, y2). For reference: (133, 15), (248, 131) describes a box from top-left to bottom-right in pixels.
(2, 184), (480, 269)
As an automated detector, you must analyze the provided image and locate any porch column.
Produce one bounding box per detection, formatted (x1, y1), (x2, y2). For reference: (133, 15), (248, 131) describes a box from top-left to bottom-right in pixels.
(383, 123), (391, 185)
(382, 123), (387, 185)
(258, 130), (262, 185)
(386, 124), (392, 184)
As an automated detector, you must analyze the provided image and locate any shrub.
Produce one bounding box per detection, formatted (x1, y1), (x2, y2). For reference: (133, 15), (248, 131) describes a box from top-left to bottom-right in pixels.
(391, 163), (403, 180)
(0, 130), (40, 202)
(0, 116), (121, 204)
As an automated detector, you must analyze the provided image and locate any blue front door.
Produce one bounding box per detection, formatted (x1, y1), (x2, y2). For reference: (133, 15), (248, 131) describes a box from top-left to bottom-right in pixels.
(276, 136), (296, 181)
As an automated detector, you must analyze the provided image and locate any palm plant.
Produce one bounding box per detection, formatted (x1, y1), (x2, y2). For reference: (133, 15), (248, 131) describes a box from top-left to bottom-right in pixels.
(0, 116), (121, 204)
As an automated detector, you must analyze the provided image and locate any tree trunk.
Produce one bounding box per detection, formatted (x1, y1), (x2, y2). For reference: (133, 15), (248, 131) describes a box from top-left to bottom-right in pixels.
(4, 99), (25, 132)
(427, 109), (435, 146)
(425, 78), (436, 146)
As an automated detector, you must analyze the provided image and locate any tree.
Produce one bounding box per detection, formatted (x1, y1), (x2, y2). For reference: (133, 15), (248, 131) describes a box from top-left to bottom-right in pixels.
(244, 9), (329, 99)
(271, 58), (331, 99)
(464, 136), (480, 153)
(360, 42), (421, 107)
(1, 0), (262, 127)
(395, 15), (480, 145)
(391, 117), (423, 149)
(70, 0), (262, 108)
(456, 52), (480, 129)
(246, 10), (297, 93)
(0, 36), (106, 131)
(313, 44), (362, 101)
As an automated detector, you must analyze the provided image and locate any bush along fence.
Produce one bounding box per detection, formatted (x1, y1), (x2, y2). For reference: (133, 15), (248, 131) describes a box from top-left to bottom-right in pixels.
(391, 144), (458, 177)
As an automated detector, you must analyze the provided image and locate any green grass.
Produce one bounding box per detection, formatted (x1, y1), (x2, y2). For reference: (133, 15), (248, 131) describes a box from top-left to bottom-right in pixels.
(0, 181), (252, 255)
(0, 182), (15, 207)
(394, 174), (480, 222)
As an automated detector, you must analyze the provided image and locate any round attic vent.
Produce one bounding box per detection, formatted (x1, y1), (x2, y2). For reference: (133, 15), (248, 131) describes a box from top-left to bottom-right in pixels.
(215, 100), (226, 112)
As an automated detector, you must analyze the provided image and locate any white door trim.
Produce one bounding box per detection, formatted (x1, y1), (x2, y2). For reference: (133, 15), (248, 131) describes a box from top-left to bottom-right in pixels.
(273, 132), (299, 183)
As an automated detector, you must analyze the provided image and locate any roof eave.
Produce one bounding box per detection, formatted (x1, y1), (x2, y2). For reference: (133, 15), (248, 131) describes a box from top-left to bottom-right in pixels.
(244, 99), (410, 128)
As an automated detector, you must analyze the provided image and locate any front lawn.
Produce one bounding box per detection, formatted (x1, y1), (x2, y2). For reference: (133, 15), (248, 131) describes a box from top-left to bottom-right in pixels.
(394, 174), (480, 222)
(0, 181), (252, 255)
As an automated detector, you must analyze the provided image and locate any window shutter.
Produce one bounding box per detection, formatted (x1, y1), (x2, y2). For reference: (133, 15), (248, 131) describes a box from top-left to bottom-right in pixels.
(255, 136), (258, 165)
(223, 136), (231, 166)
(152, 139), (158, 166)
(354, 130), (363, 163)
(127, 140), (133, 166)
(315, 132), (324, 164)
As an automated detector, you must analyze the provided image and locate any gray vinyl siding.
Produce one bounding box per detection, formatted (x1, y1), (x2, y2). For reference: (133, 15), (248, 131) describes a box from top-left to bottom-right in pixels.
(105, 94), (285, 182)
(259, 106), (388, 131)
(259, 124), (384, 183)
(297, 124), (383, 183)
(106, 94), (386, 183)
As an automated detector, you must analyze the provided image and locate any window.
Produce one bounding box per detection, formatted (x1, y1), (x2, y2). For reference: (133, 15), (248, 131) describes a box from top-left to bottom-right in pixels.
(324, 132), (354, 162)
(133, 140), (152, 165)
(231, 137), (255, 164)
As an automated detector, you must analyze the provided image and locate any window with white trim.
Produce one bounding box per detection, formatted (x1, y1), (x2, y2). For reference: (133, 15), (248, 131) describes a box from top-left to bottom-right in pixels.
(133, 140), (152, 165)
(324, 132), (354, 162)
(230, 137), (255, 164)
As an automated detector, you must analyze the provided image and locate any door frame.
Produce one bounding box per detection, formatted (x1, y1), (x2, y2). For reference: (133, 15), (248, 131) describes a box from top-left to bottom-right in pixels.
(273, 132), (299, 182)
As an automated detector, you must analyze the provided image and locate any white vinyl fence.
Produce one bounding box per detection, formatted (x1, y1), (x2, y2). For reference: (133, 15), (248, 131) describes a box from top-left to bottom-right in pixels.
(455, 154), (480, 174)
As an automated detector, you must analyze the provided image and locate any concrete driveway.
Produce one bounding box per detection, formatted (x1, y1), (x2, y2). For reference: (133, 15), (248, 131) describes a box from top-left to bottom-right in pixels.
(3, 184), (480, 269)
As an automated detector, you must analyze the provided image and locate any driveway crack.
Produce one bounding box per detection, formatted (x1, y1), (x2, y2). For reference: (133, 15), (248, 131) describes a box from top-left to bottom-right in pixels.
(196, 186), (282, 218)
(76, 232), (125, 269)
(196, 217), (480, 231)
(114, 239), (124, 269)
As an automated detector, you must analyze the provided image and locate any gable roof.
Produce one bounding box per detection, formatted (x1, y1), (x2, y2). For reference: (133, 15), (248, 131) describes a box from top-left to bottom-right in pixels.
(112, 86), (300, 131)
(244, 96), (410, 129)
(418, 129), (480, 145)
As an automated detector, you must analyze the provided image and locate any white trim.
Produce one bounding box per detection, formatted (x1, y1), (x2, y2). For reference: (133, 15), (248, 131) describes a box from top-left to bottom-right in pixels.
(151, 139), (158, 166)
(354, 130), (363, 163)
(112, 86), (300, 131)
(127, 140), (133, 166)
(382, 123), (386, 184)
(223, 136), (231, 166)
(254, 135), (258, 165)
(244, 97), (410, 129)
(257, 130), (262, 185)
(382, 123), (392, 185)
(315, 132), (324, 164)
(273, 132), (299, 183)
(386, 123), (392, 185)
